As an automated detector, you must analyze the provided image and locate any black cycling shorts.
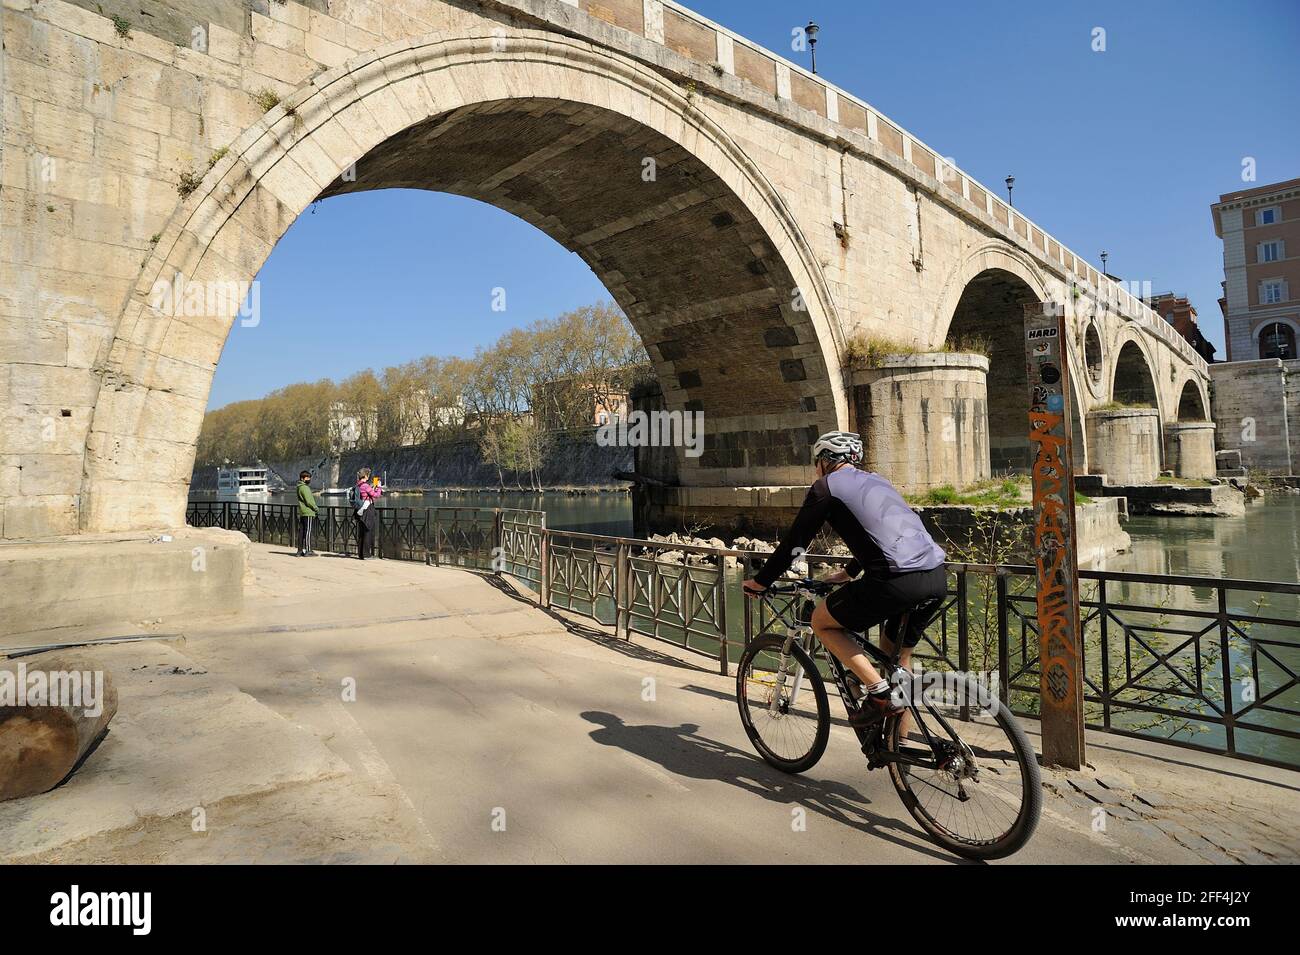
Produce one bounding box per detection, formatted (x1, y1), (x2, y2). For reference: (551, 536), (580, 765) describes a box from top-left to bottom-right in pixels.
(824, 565), (947, 648)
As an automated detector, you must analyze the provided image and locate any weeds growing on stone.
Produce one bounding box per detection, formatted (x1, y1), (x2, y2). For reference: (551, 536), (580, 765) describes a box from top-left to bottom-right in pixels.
(843, 331), (991, 370)
(254, 88), (282, 112)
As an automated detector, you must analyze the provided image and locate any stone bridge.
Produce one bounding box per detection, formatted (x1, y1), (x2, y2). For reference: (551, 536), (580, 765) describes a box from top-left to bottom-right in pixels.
(2, 0), (1212, 539)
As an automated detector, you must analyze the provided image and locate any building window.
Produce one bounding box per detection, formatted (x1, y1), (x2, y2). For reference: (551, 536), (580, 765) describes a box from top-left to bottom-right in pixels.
(1256, 206), (1279, 226)
(1261, 281), (1285, 305)
(1260, 240), (1282, 263)
(1259, 322), (1296, 359)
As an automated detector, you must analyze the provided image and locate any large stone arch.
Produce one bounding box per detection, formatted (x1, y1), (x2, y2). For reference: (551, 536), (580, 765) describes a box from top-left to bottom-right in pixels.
(938, 243), (1088, 474)
(78, 29), (847, 532)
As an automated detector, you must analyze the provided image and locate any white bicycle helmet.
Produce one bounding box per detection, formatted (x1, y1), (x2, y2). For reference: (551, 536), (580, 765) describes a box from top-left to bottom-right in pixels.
(812, 430), (863, 465)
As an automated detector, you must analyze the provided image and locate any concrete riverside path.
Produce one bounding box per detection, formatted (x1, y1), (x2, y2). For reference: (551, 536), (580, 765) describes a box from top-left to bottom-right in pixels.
(2, 544), (1297, 864)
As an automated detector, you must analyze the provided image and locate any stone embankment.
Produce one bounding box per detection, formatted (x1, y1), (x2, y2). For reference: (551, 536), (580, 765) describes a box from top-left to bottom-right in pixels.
(192, 432), (634, 492)
(1076, 475), (1250, 518)
(644, 498), (1131, 569)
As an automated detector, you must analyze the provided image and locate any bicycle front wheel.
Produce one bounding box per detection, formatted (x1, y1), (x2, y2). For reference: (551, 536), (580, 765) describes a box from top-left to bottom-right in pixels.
(736, 634), (830, 774)
(887, 672), (1041, 860)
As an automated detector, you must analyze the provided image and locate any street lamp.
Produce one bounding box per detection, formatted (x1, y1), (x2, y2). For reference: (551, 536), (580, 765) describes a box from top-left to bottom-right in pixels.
(1004, 175), (1015, 207)
(1100, 250), (1109, 276)
(805, 20), (820, 74)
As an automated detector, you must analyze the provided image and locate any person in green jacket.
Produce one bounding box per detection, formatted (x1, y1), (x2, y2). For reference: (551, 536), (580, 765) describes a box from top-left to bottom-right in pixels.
(296, 470), (319, 557)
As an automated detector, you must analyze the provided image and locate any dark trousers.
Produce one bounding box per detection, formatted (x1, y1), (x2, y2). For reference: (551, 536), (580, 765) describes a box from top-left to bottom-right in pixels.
(297, 515), (315, 554)
(356, 517), (374, 559)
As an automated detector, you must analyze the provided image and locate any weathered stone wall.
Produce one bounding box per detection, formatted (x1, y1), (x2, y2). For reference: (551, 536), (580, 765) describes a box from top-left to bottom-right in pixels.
(1209, 359), (1295, 473)
(850, 352), (989, 492)
(1086, 408), (1162, 485)
(0, 0), (1211, 541)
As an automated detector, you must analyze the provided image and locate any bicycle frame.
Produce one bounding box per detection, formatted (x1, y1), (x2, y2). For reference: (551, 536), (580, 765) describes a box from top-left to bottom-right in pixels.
(757, 584), (959, 773)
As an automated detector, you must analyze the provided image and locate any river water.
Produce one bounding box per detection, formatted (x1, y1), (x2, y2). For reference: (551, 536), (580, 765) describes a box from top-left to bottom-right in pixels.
(193, 487), (1299, 764)
(213, 487), (1299, 583)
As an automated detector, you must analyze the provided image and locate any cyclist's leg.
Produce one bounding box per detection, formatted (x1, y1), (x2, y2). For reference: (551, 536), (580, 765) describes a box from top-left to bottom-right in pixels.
(810, 600), (884, 687)
(880, 572), (947, 733)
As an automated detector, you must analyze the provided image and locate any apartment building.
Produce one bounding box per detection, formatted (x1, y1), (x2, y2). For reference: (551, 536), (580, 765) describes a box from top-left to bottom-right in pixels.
(1211, 177), (1300, 361)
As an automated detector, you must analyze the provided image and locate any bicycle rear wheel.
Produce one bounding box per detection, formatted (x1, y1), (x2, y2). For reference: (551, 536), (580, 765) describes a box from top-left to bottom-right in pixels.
(736, 634), (830, 774)
(886, 673), (1041, 860)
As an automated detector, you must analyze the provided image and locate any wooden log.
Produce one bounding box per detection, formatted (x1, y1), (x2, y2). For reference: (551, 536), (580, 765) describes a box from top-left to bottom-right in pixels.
(0, 652), (118, 801)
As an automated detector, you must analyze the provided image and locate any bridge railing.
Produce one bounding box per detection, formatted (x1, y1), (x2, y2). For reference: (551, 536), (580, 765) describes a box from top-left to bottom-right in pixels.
(188, 500), (1299, 769)
(575, 0), (1206, 373)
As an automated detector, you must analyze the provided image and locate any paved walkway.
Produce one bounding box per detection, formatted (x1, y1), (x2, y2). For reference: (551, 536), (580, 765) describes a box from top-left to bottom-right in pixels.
(4, 544), (1297, 864)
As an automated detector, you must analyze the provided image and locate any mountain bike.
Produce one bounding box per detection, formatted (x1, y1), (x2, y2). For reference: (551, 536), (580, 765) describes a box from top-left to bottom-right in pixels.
(736, 578), (1041, 860)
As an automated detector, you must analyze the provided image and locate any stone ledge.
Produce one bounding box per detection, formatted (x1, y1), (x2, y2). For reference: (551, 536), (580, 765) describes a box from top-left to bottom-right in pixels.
(0, 526), (248, 641)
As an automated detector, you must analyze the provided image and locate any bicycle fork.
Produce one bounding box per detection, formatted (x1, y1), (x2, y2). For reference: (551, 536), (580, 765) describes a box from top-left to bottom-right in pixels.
(766, 633), (806, 715)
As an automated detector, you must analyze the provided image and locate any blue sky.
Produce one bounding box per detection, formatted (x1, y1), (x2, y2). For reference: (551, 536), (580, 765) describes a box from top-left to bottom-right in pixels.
(208, 0), (1300, 409)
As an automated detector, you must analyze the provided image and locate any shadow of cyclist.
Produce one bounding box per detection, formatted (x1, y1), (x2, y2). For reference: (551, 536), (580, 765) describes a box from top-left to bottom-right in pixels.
(580, 711), (971, 863)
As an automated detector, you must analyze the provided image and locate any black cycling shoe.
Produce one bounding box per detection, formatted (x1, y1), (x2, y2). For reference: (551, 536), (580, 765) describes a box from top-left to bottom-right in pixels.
(848, 691), (905, 728)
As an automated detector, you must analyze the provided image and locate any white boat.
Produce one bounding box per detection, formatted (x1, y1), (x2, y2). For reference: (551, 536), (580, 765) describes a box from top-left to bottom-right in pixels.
(217, 466), (270, 495)
(319, 482), (387, 497)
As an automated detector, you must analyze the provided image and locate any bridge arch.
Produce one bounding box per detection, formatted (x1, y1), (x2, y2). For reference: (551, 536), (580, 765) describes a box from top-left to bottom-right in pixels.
(1111, 336), (1162, 414)
(938, 244), (1087, 474)
(1175, 378), (1209, 421)
(79, 30), (847, 532)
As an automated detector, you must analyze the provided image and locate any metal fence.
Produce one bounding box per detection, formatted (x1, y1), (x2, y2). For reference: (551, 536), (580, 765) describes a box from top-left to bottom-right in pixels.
(188, 500), (1300, 770)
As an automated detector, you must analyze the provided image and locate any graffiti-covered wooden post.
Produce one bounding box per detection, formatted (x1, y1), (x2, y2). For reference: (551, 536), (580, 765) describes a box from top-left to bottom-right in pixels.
(1023, 301), (1085, 769)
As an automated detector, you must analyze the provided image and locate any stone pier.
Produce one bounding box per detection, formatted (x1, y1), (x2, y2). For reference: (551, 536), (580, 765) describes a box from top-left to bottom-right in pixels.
(849, 353), (990, 493)
(1087, 408), (1162, 485)
(1164, 421), (1217, 480)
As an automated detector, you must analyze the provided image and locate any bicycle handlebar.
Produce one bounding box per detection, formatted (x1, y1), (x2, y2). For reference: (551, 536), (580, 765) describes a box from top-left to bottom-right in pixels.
(759, 577), (837, 597)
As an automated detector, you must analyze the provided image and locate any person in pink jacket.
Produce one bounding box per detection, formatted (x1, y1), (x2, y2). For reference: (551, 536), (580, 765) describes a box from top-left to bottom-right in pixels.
(351, 467), (383, 559)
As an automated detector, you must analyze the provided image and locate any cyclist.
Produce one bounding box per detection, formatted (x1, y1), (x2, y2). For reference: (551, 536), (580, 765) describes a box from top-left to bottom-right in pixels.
(742, 431), (947, 726)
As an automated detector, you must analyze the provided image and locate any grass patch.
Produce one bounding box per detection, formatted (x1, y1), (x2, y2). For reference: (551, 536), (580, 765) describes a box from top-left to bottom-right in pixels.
(1092, 399), (1155, 411)
(253, 88), (282, 112)
(176, 167), (203, 198)
(843, 331), (991, 370)
(175, 146), (231, 199)
(111, 16), (131, 39)
(907, 475), (1094, 507)
(908, 476), (1028, 508)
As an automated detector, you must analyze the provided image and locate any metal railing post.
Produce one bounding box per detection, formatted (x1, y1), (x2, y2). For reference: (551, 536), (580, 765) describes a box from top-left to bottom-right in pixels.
(996, 572), (1010, 707)
(716, 559), (729, 677)
(1217, 586), (1236, 757)
(742, 554), (753, 649)
(956, 569), (970, 720)
(539, 518), (550, 608)
(492, 509), (503, 574)
(616, 542), (629, 639)
(1098, 577), (1111, 730)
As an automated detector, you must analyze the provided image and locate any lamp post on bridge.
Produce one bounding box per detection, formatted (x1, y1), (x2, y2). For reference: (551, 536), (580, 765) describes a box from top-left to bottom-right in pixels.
(1005, 175), (1015, 207)
(805, 20), (820, 74)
